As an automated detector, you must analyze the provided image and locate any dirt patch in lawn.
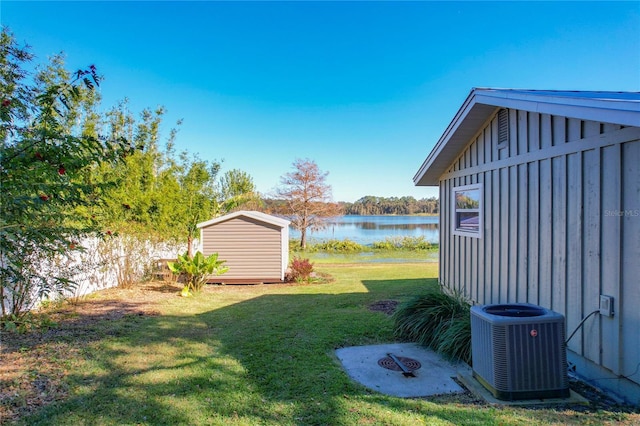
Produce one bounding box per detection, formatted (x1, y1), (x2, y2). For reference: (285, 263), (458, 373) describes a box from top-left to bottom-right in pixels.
(368, 300), (398, 316)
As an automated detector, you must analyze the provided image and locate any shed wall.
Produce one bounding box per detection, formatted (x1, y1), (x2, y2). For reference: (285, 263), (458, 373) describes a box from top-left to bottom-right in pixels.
(201, 216), (284, 281)
(439, 109), (640, 389)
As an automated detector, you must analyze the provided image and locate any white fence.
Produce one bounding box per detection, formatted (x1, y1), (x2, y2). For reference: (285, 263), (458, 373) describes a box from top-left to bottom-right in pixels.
(1, 236), (190, 314)
(64, 236), (188, 297)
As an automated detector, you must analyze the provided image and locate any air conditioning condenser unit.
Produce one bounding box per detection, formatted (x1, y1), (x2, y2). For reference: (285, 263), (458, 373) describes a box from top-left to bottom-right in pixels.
(471, 303), (570, 401)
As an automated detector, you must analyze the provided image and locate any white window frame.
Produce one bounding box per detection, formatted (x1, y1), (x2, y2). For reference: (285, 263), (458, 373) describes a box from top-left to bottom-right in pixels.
(451, 183), (483, 238)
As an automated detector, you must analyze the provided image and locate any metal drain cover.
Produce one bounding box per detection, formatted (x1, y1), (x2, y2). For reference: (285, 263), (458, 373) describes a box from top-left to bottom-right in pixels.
(378, 355), (421, 372)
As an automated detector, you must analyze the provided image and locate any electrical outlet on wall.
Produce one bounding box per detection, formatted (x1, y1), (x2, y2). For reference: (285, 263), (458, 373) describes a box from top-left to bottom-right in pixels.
(599, 295), (614, 317)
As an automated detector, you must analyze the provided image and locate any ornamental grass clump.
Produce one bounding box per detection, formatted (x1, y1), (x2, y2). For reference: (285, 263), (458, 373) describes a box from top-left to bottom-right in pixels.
(393, 288), (471, 364)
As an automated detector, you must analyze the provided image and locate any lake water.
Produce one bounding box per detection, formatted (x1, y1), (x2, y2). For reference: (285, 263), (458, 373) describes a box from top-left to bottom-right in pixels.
(289, 215), (440, 246)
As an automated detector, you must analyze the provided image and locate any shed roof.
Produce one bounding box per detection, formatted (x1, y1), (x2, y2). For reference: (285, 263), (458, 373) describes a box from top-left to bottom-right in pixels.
(414, 88), (640, 186)
(197, 210), (290, 229)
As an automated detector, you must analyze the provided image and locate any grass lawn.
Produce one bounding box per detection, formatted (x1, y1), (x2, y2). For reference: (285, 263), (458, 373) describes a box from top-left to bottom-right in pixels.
(2, 261), (638, 425)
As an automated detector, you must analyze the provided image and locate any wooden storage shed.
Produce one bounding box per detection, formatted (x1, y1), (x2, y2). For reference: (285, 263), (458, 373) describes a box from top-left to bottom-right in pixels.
(414, 89), (640, 404)
(197, 211), (290, 284)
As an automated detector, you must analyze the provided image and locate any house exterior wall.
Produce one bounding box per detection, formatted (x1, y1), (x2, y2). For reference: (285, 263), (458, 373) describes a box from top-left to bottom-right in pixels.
(200, 215), (285, 282)
(438, 108), (640, 398)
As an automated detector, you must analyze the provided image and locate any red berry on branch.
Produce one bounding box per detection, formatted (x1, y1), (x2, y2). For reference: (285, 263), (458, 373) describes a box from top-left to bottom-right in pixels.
(2, 99), (10, 107)
(58, 166), (66, 175)
(35, 152), (44, 161)
(39, 194), (49, 201)
(106, 230), (112, 236)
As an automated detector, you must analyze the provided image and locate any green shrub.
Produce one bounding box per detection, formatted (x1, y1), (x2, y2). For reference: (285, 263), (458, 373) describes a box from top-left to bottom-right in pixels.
(393, 288), (471, 364)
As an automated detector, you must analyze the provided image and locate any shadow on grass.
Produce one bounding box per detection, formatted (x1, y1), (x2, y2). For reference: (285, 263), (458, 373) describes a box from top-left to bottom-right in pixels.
(7, 276), (604, 425)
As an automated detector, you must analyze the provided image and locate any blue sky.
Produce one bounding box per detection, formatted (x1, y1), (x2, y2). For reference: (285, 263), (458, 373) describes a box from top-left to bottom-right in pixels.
(3, 1), (639, 202)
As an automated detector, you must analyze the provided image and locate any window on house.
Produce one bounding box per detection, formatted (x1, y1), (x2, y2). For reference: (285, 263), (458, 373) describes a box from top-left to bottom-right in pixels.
(452, 184), (482, 238)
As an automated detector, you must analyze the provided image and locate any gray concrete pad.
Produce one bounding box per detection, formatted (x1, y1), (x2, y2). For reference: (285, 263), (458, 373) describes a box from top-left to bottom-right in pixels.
(457, 372), (589, 406)
(335, 342), (465, 398)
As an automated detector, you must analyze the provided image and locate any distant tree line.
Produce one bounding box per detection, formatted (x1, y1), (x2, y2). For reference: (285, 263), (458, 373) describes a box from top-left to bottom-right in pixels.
(340, 196), (439, 216)
(262, 195), (440, 217)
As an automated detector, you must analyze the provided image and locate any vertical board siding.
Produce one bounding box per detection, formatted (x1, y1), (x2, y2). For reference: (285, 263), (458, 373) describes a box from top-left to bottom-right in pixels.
(551, 156), (567, 314)
(491, 168), (501, 303)
(508, 166), (518, 302)
(552, 115), (566, 146)
(538, 158), (552, 308)
(621, 140), (640, 378)
(529, 113), (541, 152)
(484, 126), (493, 165)
(583, 120), (601, 139)
(515, 112), (529, 296)
(540, 114), (553, 149)
(527, 161), (540, 304)
(517, 163), (529, 302)
(582, 148), (601, 362)
(478, 129), (486, 166)
(499, 167), (509, 303)
(441, 181), (451, 288)
(482, 169), (493, 304)
(600, 143), (621, 373)
(567, 118), (581, 142)
(439, 110), (639, 382)
(517, 110), (528, 156)
(566, 152), (584, 353)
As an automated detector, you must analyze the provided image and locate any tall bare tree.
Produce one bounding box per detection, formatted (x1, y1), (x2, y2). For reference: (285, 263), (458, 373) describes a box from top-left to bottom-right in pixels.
(276, 158), (342, 249)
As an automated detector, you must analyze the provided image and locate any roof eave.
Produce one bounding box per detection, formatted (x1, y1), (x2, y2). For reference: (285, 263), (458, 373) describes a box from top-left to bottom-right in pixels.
(413, 89), (498, 186)
(197, 210), (290, 229)
(414, 89), (640, 186)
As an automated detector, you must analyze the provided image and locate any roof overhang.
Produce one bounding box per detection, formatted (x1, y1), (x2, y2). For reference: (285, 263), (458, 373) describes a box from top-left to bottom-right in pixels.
(413, 88), (640, 186)
(197, 210), (290, 229)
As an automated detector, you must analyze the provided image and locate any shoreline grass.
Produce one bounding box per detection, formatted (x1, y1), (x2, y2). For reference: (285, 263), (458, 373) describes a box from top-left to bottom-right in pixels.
(2, 262), (638, 425)
(291, 237), (439, 264)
